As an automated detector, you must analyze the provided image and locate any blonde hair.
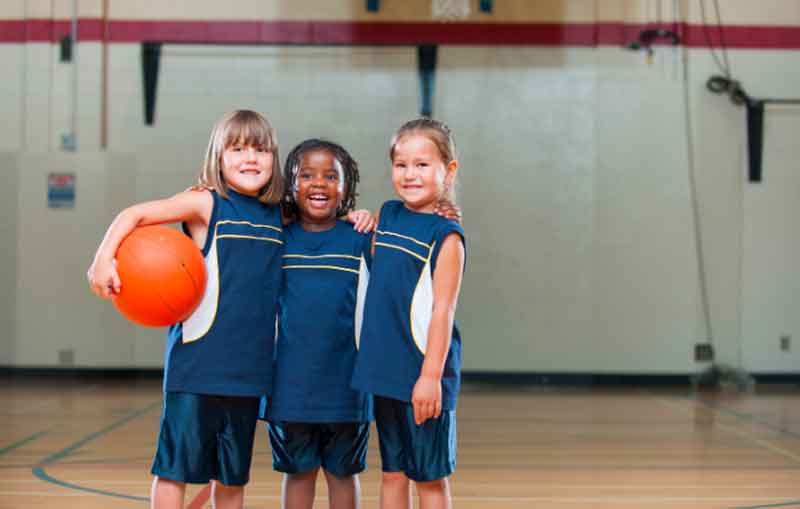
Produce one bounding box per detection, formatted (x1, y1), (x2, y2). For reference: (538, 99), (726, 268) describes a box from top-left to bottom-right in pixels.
(198, 110), (283, 204)
(389, 117), (458, 203)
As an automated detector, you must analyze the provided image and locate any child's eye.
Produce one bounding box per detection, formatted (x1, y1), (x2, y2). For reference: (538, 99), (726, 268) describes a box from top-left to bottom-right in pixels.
(325, 174), (338, 181)
(256, 146), (268, 152)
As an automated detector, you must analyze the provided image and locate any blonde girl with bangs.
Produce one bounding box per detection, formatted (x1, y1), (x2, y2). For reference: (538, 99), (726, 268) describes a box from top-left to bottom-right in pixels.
(198, 109), (283, 205)
(88, 109), (286, 509)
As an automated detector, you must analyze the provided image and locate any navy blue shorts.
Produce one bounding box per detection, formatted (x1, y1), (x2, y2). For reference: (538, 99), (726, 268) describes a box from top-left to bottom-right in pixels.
(151, 392), (260, 486)
(267, 421), (369, 477)
(374, 396), (457, 482)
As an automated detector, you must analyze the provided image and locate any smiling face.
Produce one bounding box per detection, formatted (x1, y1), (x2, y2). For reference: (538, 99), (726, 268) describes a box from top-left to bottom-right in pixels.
(293, 148), (343, 231)
(221, 140), (274, 197)
(391, 133), (456, 213)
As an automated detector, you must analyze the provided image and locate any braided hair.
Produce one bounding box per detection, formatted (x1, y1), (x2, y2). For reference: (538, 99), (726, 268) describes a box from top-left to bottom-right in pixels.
(282, 138), (360, 218)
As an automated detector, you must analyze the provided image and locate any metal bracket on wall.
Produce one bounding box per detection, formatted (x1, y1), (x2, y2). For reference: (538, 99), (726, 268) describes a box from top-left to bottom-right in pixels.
(60, 35), (72, 62)
(706, 75), (800, 182)
(142, 42), (162, 126)
(141, 42), (438, 125)
(417, 45), (437, 117)
(140, 41), (440, 123)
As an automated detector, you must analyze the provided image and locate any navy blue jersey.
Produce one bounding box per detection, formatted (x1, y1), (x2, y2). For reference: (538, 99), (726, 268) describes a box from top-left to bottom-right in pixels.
(164, 189), (283, 397)
(351, 200), (465, 410)
(268, 220), (373, 422)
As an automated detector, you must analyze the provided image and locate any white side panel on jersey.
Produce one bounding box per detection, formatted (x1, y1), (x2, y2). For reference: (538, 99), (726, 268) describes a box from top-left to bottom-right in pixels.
(410, 262), (433, 355)
(354, 256), (370, 349)
(182, 229), (220, 343)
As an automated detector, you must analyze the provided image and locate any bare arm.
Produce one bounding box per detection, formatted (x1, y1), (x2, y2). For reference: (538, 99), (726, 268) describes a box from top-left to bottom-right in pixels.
(369, 210), (381, 259)
(411, 232), (465, 425)
(87, 190), (212, 299)
(345, 209), (377, 233)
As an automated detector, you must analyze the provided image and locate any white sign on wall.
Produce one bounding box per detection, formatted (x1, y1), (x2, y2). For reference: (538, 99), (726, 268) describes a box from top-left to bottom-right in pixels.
(47, 173), (76, 208)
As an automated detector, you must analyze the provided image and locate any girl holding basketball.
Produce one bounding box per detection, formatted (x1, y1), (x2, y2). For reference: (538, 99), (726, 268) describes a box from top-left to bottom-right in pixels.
(86, 110), (372, 509)
(351, 118), (466, 509)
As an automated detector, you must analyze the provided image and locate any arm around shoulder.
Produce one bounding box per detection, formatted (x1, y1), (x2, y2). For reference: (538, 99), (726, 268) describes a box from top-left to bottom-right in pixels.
(369, 209), (381, 259)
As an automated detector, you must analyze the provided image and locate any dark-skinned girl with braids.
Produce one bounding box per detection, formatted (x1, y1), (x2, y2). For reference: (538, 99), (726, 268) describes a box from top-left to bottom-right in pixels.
(265, 139), (372, 509)
(264, 139), (459, 509)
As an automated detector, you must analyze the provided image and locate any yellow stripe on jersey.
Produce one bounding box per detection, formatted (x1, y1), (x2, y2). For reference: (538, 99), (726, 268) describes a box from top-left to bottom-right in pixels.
(216, 234), (283, 245)
(283, 264), (359, 274)
(283, 254), (361, 261)
(376, 229), (431, 249)
(216, 219), (282, 233)
(374, 242), (428, 263)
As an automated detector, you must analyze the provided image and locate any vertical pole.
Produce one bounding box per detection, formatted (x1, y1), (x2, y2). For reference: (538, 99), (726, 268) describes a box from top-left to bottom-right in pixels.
(100, 0), (108, 148)
(68, 0), (78, 150)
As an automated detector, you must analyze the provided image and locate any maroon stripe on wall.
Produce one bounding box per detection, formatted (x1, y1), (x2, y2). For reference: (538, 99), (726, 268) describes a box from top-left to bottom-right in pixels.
(0, 19), (104, 42)
(1, 19), (800, 49)
(0, 20), (26, 42)
(684, 24), (800, 49)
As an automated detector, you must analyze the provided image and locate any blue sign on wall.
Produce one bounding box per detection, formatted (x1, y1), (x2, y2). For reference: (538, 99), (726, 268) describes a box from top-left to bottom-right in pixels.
(48, 173), (76, 208)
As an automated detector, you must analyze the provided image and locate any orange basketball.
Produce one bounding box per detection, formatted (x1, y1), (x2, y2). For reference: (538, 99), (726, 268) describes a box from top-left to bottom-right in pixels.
(112, 225), (206, 327)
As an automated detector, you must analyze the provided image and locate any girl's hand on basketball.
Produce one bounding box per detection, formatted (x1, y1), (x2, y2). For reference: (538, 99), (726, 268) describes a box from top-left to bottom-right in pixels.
(434, 200), (462, 224)
(346, 209), (376, 233)
(87, 258), (121, 299)
(411, 374), (442, 425)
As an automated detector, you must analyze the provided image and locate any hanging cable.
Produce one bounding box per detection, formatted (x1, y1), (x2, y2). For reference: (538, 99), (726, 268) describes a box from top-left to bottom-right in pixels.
(698, 0), (730, 77)
(712, 0), (731, 74)
(680, 2), (714, 347)
(706, 74), (750, 105)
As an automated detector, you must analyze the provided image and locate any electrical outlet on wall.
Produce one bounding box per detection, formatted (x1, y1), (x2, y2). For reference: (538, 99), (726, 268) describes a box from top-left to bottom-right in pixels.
(694, 343), (714, 362)
(780, 335), (791, 352)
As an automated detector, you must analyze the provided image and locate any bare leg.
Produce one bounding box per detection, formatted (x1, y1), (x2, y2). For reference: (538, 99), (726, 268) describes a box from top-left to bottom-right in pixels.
(151, 476), (185, 509)
(187, 482), (213, 509)
(416, 478), (451, 509)
(283, 468), (319, 509)
(380, 472), (411, 509)
(322, 469), (360, 509)
(211, 481), (245, 509)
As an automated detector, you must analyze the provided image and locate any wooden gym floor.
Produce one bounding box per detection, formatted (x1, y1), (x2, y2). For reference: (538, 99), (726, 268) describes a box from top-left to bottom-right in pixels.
(1, 375), (800, 509)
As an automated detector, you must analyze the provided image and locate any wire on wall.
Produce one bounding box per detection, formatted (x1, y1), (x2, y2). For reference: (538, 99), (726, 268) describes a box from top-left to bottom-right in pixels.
(698, 0), (731, 77)
(680, 0), (715, 350)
